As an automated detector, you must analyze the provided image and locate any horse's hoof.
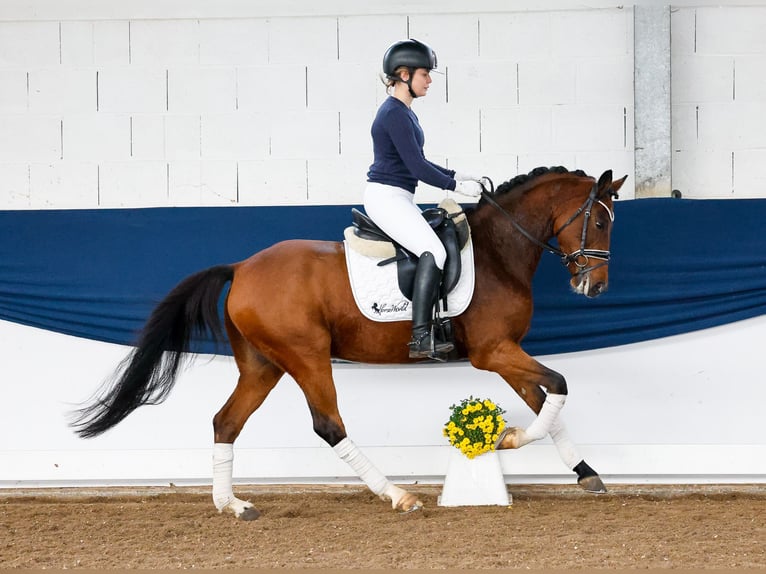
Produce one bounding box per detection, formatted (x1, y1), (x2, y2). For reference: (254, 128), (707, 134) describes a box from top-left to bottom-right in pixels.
(238, 506), (262, 521)
(494, 427), (525, 450)
(578, 474), (607, 494)
(395, 492), (423, 514)
(398, 501), (423, 514)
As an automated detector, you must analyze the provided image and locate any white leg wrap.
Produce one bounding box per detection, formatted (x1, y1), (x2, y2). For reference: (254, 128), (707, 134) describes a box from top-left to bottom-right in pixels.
(212, 443), (235, 511)
(333, 438), (405, 508)
(524, 393), (566, 442)
(549, 417), (582, 470)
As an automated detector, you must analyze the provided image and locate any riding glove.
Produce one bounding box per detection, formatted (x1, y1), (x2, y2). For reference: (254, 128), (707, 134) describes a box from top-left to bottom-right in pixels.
(454, 171), (481, 182)
(454, 180), (483, 197)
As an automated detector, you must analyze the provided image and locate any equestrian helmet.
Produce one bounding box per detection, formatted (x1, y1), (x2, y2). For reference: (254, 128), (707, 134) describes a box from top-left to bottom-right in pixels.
(382, 39), (438, 78)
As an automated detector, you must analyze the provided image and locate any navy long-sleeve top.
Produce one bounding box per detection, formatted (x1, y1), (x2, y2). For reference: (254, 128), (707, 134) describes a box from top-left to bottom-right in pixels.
(366, 96), (456, 194)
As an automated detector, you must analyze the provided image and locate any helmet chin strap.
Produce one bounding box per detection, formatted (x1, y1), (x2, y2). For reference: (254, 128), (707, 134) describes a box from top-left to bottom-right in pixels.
(403, 68), (418, 98)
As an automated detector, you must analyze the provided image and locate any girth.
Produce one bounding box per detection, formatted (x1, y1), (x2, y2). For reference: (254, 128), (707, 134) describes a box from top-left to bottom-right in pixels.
(349, 205), (470, 301)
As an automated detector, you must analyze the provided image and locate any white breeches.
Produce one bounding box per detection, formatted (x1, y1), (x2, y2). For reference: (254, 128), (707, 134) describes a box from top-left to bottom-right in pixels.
(363, 182), (447, 269)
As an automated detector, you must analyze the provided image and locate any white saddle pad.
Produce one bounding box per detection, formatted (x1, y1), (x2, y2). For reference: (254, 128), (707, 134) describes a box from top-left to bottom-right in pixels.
(344, 239), (476, 323)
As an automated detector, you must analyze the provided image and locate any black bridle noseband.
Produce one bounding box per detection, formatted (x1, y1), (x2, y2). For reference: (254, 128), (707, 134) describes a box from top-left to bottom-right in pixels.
(478, 178), (615, 276)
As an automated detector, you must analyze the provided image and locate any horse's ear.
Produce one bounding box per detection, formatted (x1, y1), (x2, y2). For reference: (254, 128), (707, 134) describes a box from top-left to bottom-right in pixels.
(611, 174), (628, 197)
(596, 170), (613, 192)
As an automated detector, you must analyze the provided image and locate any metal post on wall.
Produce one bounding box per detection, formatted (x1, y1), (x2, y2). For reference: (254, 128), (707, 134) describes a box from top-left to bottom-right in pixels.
(634, 5), (673, 198)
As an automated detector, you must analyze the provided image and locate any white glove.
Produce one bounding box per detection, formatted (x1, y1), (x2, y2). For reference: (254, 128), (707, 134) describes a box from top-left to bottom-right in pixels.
(454, 171), (481, 182)
(454, 180), (483, 197)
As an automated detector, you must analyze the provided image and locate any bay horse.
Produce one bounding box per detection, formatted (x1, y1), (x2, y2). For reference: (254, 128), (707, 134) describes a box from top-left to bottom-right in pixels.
(71, 166), (627, 520)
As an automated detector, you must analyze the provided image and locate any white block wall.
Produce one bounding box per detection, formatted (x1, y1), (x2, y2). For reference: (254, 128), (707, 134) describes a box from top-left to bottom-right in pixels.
(671, 6), (766, 199)
(0, 3), (636, 209)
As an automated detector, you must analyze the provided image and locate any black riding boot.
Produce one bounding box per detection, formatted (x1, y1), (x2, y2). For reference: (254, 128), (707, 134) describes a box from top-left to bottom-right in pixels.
(408, 252), (454, 360)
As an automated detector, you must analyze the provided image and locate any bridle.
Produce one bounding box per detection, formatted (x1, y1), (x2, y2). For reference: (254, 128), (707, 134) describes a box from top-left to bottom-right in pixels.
(478, 178), (615, 276)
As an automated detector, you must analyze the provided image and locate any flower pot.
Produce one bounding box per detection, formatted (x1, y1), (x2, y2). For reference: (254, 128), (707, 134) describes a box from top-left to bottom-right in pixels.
(438, 449), (511, 506)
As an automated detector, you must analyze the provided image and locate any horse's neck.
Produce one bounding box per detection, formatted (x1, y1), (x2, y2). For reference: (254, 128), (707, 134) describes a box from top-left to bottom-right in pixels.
(468, 193), (551, 277)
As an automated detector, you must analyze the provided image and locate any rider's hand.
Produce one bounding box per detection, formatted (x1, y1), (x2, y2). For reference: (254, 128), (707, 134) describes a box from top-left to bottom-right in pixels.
(454, 180), (483, 197)
(454, 171), (481, 182)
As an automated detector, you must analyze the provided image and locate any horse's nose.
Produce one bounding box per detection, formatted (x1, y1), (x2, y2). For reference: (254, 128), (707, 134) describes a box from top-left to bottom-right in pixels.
(589, 281), (607, 297)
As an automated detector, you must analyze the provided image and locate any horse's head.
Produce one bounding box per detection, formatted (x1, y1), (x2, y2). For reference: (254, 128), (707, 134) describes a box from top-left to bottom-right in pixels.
(553, 170), (628, 298)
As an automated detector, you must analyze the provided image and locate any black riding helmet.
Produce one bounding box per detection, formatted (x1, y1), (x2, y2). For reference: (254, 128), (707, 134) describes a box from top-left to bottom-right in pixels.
(382, 39), (438, 98)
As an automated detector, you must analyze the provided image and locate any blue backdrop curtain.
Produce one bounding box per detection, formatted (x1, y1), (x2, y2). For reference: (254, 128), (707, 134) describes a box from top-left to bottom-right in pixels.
(1, 198), (765, 356)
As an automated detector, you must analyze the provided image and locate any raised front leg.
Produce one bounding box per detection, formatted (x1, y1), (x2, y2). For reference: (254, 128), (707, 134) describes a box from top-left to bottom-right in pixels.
(469, 340), (606, 492)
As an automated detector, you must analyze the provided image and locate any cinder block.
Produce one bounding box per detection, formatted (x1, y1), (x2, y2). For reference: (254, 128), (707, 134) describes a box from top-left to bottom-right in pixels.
(168, 67), (236, 113)
(28, 69), (97, 113)
(98, 161), (168, 207)
(307, 155), (371, 205)
(517, 153), (576, 176)
(0, 70), (28, 112)
(268, 17), (338, 65)
(339, 109), (372, 158)
(481, 106), (552, 155)
(130, 20), (199, 65)
(98, 68), (166, 113)
(409, 14), (480, 63)
(0, 22), (60, 67)
(130, 115), (165, 159)
(0, 163), (30, 208)
(237, 66), (306, 112)
(550, 9), (631, 58)
(576, 56), (634, 105)
(448, 60), (516, 107)
(671, 55), (733, 104)
(446, 153), (516, 185)
(63, 114), (130, 161)
(518, 59), (576, 106)
(199, 19), (268, 65)
(733, 150), (766, 198)
(60, 22), (94, 66)
(671, 104), (698, 150)
(734, 55), (766, 103)
(696, 7), (766, 54)
(479, 12), (551, 60)
(697, 102), (766, 150)
(238, 159), (308, 205)
(201, 113), (269, 160)
(0, 116), (60, 161)
(168, 160), (238, 206)
(672, 149), (733, 198)
(29, 161), (98, 208)
(338, 15), (406, 65)
(417, 105), (480, 157)
(269, 110), (340, 160)
(573, 150), (636, 199)
(307, 63), (378, 111)
(94, 21), (130, 66)
(62, 21), (129, 66)
(553, 105), (626, 152)
(165, 115), (201, 160)
(670, 8), (696, 56)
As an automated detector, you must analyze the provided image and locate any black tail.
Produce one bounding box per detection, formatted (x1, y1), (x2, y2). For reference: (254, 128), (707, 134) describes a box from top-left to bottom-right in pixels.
(70, 264), (235, 438)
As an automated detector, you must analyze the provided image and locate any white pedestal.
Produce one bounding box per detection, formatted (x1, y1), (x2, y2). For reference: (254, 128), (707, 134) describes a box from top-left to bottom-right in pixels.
(438, 449), (511, 506)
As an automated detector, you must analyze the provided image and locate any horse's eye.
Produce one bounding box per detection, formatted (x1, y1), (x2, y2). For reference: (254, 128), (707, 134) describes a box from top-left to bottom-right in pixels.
(595, 220), (605, 230)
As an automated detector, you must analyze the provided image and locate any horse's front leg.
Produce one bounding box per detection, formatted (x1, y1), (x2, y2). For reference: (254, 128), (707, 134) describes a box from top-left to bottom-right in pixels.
(470, 341), (606, 492)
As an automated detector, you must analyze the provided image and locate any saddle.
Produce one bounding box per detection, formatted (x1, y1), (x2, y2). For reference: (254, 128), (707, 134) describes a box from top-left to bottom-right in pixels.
(345, 199), (471, 302)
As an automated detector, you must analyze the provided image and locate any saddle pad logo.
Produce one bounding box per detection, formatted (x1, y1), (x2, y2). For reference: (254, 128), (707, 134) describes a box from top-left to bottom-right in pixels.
(344, 240), (476, 323)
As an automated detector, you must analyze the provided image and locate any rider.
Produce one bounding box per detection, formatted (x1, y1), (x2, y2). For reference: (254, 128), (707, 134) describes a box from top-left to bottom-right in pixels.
(364, 39), (484, 361)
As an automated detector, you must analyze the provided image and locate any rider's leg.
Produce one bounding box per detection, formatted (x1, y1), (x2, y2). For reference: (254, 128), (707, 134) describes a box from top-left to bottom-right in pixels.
(364, 183), (452, 359)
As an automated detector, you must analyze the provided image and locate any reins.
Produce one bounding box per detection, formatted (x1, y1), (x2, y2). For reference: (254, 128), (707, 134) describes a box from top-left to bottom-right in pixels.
(478, 178), (613, 276)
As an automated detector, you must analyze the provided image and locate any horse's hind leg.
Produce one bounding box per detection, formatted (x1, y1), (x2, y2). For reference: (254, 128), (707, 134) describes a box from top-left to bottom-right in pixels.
(291, 359), (423, 513)
(211, 330), (284, 520)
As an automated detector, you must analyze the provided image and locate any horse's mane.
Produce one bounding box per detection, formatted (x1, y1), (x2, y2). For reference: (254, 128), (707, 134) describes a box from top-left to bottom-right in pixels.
(494, 166), (589, 196)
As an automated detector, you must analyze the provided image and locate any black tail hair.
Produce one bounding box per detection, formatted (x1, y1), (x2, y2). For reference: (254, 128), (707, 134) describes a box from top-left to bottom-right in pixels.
(70, 264), (234, 438)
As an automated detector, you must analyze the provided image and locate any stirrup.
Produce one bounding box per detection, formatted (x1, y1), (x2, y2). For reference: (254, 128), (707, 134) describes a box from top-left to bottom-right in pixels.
(408, 329), (454, 361)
